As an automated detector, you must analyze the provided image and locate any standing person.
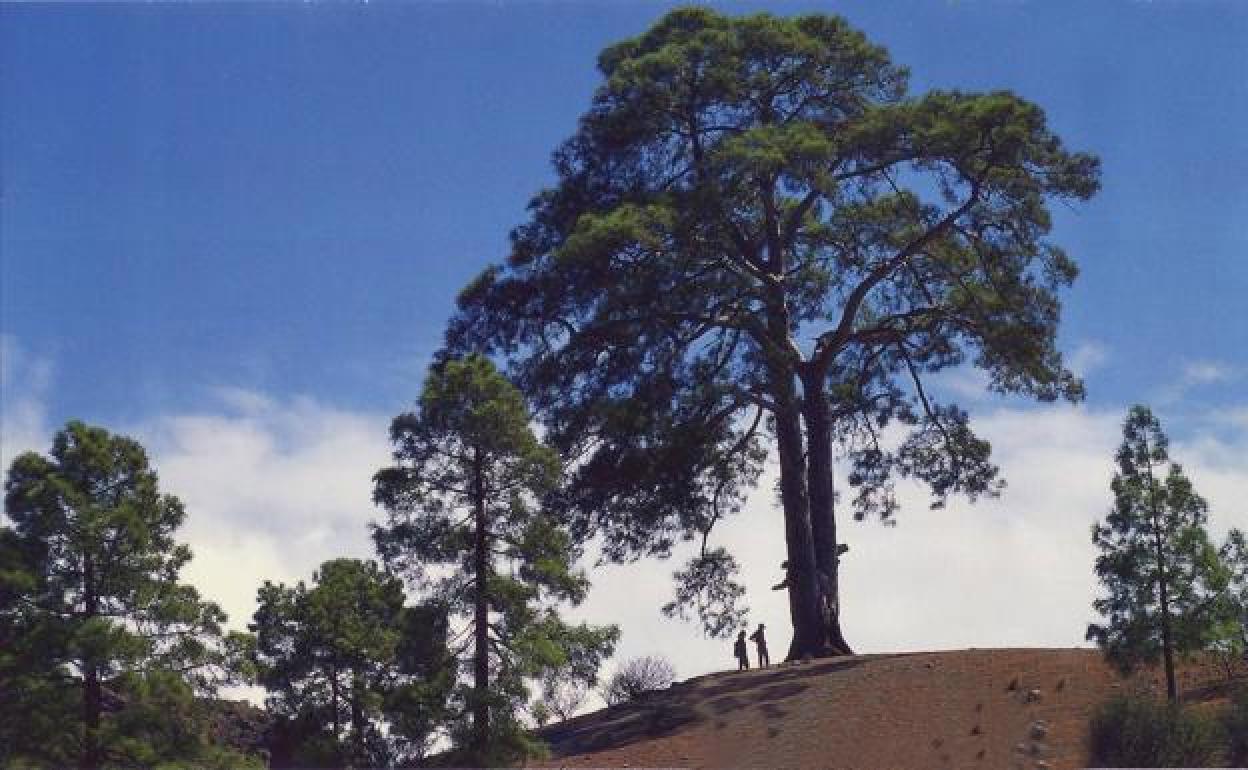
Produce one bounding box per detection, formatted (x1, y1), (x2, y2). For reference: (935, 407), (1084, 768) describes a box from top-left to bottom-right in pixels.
(749, 623), (770, 668)
(734, 630), (750, 670)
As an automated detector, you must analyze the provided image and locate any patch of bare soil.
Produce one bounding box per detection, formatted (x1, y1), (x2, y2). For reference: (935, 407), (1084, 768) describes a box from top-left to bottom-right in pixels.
(532, 648), (1238, 769)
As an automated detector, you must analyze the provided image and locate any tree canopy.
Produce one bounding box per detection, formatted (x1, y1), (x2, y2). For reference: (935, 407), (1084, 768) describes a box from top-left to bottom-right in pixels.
(248, 558), (451, 768)
(372, 354), (618, 764)
(448, 7), (1100, 657)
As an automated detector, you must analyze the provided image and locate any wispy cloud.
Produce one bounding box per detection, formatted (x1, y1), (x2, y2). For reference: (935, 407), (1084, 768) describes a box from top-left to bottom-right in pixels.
(1157, 359), (1240, 404)
(0, 334), (53, 472)
(1182, 360), (1235, 386)
(1068, 340), (1109, 378)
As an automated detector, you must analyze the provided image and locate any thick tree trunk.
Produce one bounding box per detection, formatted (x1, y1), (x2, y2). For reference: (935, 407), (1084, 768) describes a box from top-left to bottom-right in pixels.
(800, 375), (853, 656)
(760, 285), (826, 661)
(472, 451), (491, 754)
(770, 394), (827, 661)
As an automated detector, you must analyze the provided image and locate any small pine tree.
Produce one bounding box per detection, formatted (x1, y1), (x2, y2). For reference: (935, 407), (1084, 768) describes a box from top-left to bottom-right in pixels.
(248, 558), (452, 768)
(1086, 406), (1229, 702)
(372, 354), (618, 764)
(1210, 529), (1248, 679)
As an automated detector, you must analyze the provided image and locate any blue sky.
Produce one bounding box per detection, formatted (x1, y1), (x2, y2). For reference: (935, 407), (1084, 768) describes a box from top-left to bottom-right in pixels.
(2, 2), (1246, 680)
(4, 0), (1246, 426)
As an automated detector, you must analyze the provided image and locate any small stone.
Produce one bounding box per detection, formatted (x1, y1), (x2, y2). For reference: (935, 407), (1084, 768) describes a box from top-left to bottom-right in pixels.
(1029, 721), (1048, 740)
(925, 661), (935, 669)
(1035, 762), (1051, 770)
(1014, 742), (1028, 754)
(970, 724), (982, 736)
(1030, 741), (1046, 757)
(1025, 688), (1043, 703)
(1006, 677), (1020, 691)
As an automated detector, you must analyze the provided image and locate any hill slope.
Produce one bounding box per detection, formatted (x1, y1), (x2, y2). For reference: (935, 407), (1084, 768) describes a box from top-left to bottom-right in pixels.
(534, 648), (1235, 769)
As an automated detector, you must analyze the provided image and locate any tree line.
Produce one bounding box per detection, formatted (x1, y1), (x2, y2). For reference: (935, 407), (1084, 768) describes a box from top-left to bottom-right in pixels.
(1, 357), (618, 768)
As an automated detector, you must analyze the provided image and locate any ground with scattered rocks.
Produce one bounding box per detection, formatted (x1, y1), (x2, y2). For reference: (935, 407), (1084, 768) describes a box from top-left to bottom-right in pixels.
(531, 648), (1238, 769)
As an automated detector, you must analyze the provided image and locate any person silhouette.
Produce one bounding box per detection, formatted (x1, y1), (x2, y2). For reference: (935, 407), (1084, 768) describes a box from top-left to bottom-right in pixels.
(749, 623), (769, 667)
(734, 630), (750, 670)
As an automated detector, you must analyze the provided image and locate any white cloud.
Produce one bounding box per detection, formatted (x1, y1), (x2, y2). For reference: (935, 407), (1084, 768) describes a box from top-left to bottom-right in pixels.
(133, 392), (394, 633)
(572, 403), (1247, 690)
(4, 337), (1245, 711)
(0, 333), (53, 472)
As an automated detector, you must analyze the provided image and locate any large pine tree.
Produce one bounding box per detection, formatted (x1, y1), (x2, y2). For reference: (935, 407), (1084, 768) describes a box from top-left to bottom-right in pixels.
(0, 421), (250, 768)
(372, 354), (618, 764)
(448, 7), (1099, 659)
(1087, 406), (1229, 702)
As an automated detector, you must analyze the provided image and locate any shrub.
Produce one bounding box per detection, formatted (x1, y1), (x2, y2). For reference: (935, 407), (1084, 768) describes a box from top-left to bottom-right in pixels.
(600, 656), (676, 706)
(1089, 695), (1226, 767)
(1226, 686), (1248, 767)
(539, 676), (590, 722)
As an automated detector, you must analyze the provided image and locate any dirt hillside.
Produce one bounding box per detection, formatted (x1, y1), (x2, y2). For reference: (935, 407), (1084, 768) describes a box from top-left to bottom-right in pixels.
(534, 648), (1236, 769)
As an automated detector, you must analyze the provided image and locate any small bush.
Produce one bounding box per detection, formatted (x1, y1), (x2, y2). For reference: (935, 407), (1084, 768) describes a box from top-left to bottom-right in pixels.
(600, 655), (676, 706)
(1226, 686), (1248, 767)
(1089, 695), (1226, 768)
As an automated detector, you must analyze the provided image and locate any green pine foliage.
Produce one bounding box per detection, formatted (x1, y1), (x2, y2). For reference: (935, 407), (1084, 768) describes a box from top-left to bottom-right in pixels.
(373, 354), (618, 765)
(448, 7), (1100, 658)
(0, 421), (257, 768)
(247, 558), (452, 768)
(1087, 406), (1232, 701)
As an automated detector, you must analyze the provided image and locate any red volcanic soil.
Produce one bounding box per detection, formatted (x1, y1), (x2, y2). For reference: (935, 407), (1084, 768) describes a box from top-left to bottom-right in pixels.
(532, 648), (1239, 769)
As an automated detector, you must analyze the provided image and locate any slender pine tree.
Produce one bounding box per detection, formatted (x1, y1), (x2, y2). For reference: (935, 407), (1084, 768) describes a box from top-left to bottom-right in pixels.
(372, 355), (617, 764)
(1087, 406), (1229, 702)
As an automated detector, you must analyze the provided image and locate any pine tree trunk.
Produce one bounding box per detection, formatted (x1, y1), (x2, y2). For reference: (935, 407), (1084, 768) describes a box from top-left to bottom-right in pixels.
(1152, 517), (1178, 702)
(801, 375), (853, 656)
(330, 665), (341, 742)
(472, 450), (491, 754)
(1158, 572), (1177, 702)
(771, 396), (827, 661)
(350, 672), (365, 768)
(82, 664), (101, 770)
(1143, 444), (1179, 703)
(81, 552), (101, 770)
